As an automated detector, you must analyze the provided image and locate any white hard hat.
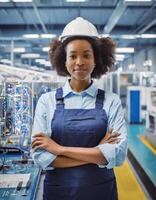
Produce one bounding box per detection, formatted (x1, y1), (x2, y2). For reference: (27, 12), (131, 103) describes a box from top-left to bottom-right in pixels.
(59, 17), (99, 42)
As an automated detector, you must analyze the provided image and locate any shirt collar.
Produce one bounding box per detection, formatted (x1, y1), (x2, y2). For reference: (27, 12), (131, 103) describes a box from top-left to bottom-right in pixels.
(62, 79), (98, 98)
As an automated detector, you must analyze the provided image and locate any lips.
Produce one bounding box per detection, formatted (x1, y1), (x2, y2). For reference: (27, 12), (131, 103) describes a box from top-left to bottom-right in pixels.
(74, 68), (87, 72)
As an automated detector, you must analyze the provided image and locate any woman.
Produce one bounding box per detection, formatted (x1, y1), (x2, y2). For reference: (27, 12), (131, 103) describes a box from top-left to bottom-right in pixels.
(32, 17), (127, 200)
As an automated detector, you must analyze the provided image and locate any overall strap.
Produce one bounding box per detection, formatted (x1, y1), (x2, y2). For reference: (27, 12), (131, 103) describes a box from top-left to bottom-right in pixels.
(95, 89), (105, 109)
(55, 87), (64, 110)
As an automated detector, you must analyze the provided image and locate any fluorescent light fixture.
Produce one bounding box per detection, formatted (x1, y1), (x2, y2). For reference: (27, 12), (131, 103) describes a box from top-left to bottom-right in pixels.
(42, 47), (50, 52)
(12, 0), (32, 2)
(116, 47), (134, 53)
(141, 34), (156, 38)
(35, 59), (46, 64)
(121, 35), (138, 39)
(125, 0), (152, 2)
(121, 34), (156, 39)
(21, 53), (40, 58)
(0, 0), (10, 2)
(44, 61), (51, 67)
(35, 59), (45, 63)
(35, 59), (51, 66)
(13, 48), (25, 53)
(23, 34), (39, 38)
(115, 54), (125, 61)
(66, 0), (87, 2)
(40, 34), (56, 38)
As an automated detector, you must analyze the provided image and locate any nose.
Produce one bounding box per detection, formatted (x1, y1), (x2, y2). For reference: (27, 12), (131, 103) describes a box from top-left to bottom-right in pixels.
(76, 57), (84, 66)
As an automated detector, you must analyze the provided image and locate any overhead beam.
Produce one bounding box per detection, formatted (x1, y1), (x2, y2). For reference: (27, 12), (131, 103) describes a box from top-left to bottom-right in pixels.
(10, 1), (40, 33)
(138, 18), (156, 34)
(103, 0), (127, 34)
(0, 4), (153, 9)
(32, 1), (48, 34)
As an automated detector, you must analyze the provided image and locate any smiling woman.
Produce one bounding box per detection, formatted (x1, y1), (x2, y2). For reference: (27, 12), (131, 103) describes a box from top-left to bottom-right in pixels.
(65, 39), (95, 91)
(31, 17), (127, 200)
(49, 35), (115, 79)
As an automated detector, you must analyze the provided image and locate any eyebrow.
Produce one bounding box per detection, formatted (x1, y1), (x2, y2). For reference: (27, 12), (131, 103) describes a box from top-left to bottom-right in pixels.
(69, 50), (92, 53)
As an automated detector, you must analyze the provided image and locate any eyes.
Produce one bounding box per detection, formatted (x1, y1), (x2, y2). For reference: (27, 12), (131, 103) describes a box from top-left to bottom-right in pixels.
(68, 53), (92, 60)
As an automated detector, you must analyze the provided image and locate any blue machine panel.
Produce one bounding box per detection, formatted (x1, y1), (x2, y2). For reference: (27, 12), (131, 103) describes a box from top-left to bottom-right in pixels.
(130, 90), (140, 123)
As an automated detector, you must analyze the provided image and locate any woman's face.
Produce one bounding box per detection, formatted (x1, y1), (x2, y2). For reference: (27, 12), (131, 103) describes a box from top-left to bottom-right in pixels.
(65, 39), (95, 82)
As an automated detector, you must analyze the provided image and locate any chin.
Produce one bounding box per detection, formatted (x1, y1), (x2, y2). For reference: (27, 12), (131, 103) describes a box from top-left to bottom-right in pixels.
(73, 76), (90, 82)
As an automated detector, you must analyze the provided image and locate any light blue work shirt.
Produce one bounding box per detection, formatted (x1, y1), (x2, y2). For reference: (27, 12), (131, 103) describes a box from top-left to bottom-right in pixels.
(31, 80), (127, 170)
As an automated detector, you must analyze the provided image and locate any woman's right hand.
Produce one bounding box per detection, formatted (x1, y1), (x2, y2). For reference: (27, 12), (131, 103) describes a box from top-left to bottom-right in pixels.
(99, 129), (121, 145)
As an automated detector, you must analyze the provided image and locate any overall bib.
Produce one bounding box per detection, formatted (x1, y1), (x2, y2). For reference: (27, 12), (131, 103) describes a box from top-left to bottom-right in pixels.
(43, 87), (118, 200)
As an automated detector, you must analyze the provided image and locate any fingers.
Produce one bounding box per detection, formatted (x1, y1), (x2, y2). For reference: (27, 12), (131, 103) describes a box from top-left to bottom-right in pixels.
(33, 133), (45, 138)
(109, 132), (121, 138)
(105, 131), (120, 140)
(108, 128), (114, 134)
(100, 130), (121, 145)
(106, 137), (120, 144)
(31, 140), (42, 149)
(31, 133), (47, 145)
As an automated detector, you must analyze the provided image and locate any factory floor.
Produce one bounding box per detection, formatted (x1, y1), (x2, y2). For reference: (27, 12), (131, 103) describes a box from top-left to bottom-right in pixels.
(35, 124), (156, 200)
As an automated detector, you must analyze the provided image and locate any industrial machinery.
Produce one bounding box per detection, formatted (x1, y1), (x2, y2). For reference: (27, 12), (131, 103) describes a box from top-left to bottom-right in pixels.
(104, 72), (140, 107)
(145, 87), (156, 148)
(0, 80), (64, 151)
(127, 86), (148, 124)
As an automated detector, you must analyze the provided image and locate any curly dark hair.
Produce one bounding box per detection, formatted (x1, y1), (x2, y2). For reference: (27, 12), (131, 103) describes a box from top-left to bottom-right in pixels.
(49, 36), (116, 79)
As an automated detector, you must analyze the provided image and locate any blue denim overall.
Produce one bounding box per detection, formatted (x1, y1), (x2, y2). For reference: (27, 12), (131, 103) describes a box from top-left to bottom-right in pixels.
(43, 87), (118, 200)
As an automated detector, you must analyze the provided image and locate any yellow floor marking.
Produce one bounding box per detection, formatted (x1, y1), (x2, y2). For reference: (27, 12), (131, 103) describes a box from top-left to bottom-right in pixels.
(114, 161), (147, 200)
(138, 135), (156, 155)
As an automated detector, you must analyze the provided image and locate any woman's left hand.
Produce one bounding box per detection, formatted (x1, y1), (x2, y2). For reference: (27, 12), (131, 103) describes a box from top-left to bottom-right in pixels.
(32, 133), (62, 155)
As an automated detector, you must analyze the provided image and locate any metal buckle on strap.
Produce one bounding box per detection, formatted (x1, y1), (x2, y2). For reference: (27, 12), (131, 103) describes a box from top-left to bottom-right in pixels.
(56, 97), (64, 104)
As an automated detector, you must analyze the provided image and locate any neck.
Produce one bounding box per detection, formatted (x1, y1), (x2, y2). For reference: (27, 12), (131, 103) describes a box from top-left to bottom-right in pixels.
(69, 79), (92, 92)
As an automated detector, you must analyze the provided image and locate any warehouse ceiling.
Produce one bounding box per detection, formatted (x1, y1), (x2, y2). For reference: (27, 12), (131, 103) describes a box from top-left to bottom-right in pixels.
(0, 0), (156, 70)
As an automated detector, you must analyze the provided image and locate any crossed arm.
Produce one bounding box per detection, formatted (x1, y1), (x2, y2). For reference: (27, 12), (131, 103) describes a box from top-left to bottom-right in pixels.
(32, 129), (120, 168)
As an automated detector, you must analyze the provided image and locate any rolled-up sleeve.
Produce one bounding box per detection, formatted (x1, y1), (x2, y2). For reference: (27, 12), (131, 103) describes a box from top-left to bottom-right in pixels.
(97, 95), (128, 169)
(31, 94), (56, 170)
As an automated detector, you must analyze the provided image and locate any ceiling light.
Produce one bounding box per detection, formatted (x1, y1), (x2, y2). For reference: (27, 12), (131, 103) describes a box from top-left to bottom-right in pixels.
(121, 35), (138, 39)
(35, 59), (47, 64)
(35, 59), (51, 66)
(44, 61), (51, 67)
(21, 53), (40, 58)
(140, 34), (156, 38)
(116, 48), (135, 53)
(23, 34), (39, 38)
(42, 47), (50, 52)
(66, 0), (87, 2)
(40, 34), (56, 38)
(0, 0), (10, 2)
(12, 0), (32, 2)
(124, 0), (152, 2)
(13, 48), (25, 53)
(35, 59), (45, 63)
(115, 54), (125, 61)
